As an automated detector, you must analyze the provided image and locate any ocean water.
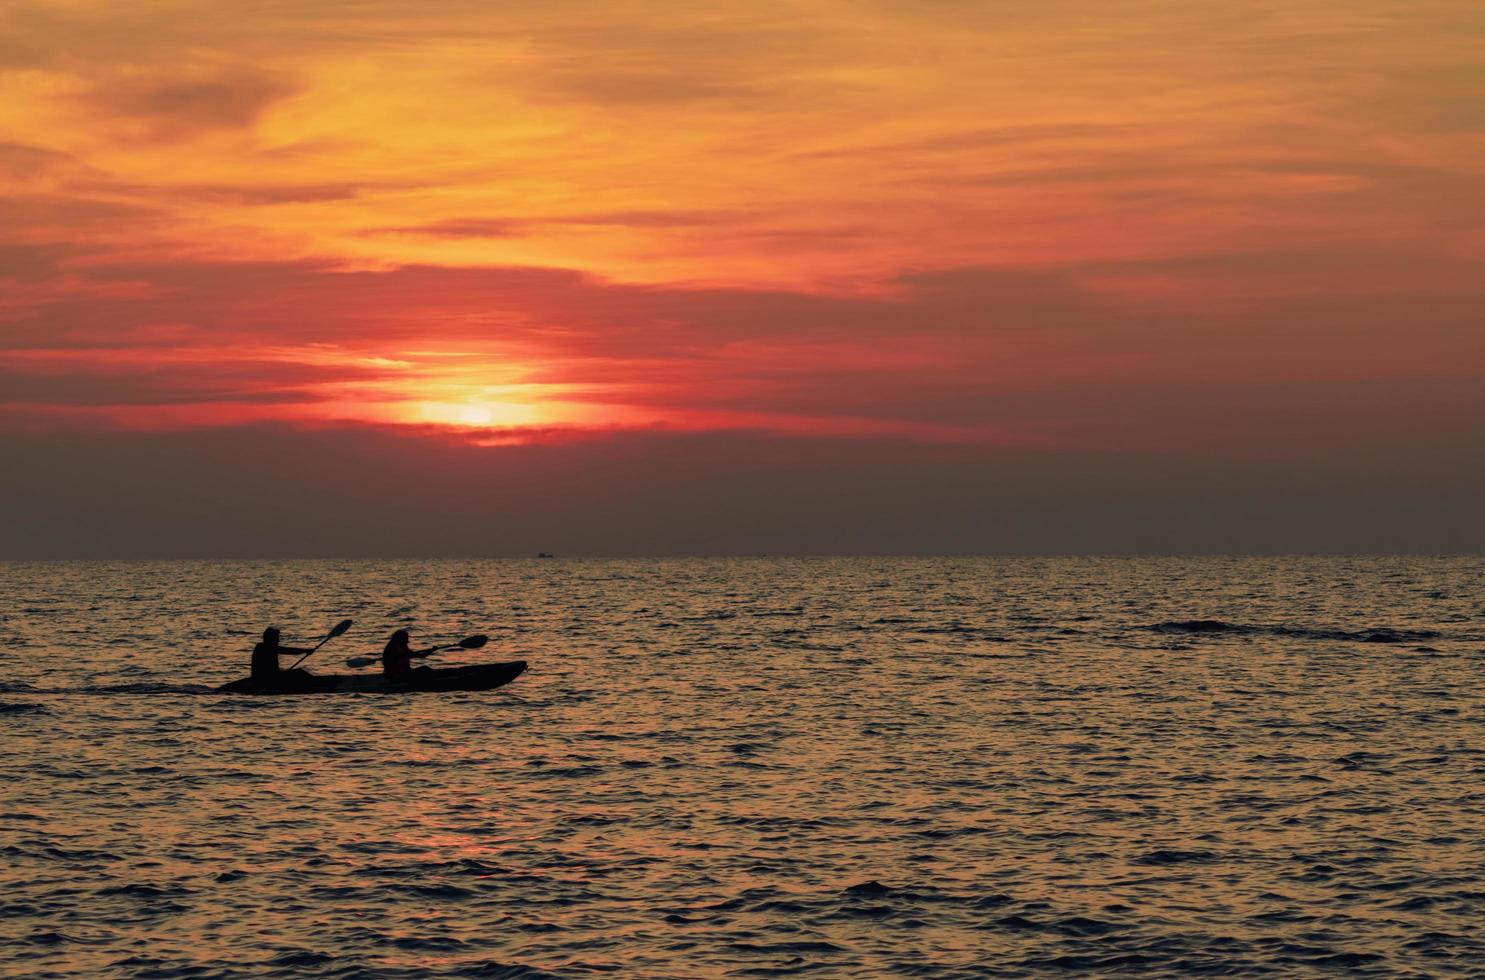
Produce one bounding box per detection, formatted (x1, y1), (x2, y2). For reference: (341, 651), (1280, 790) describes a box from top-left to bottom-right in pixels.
(1, 557), (1482, 978)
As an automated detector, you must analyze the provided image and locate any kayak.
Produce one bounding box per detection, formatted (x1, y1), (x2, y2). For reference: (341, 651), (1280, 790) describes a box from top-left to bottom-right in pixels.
(216, 661), (527, 695)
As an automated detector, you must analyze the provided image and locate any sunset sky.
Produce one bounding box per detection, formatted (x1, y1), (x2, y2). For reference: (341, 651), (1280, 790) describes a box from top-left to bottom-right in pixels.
(3, 1), (1482, 555)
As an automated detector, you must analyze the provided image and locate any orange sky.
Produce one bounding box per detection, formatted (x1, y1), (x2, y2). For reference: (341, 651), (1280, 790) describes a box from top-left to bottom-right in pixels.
(2, 0), (1482, 454)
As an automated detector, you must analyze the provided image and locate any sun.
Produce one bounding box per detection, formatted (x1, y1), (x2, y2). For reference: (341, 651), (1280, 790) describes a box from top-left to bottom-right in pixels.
(413, 398), (544, 429)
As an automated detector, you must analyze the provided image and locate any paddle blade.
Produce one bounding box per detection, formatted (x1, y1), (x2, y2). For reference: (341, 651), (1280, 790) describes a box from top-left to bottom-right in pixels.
(345, 655), (377, 669)
(329, 619), (353, 638)
(458, 634), (489, 649)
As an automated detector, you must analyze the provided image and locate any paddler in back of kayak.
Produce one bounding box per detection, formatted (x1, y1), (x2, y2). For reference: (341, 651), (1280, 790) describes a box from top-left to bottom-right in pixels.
(382, 628), (437, 681)
(251, 627), (316, 686)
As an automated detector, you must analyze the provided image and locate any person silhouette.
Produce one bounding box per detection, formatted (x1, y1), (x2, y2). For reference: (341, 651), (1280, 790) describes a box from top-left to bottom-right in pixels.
(251, 627), (314, 683)
(382, 629), (437, 681)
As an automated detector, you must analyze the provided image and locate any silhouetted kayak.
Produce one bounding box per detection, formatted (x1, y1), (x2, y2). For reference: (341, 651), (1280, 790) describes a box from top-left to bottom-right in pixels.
(216, 661), (527, 695)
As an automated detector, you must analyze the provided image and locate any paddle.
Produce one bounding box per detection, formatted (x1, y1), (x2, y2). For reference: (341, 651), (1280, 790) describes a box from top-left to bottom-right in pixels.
(287, 618), (354, 671)
(344, 634), (488, 669)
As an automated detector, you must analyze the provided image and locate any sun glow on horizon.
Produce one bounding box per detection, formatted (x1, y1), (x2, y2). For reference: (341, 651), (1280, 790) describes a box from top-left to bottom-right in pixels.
(305, 348), (640, 433)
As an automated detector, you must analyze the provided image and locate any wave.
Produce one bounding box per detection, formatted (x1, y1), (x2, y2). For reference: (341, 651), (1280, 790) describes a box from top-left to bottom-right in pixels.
(1145, 619), (1441, 643)
(0, 683), (217, 697)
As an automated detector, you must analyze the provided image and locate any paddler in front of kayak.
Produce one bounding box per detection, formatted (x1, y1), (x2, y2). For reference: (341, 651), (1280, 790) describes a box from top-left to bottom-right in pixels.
(251, 627), (318, 687)
(381, 628), (439, 681)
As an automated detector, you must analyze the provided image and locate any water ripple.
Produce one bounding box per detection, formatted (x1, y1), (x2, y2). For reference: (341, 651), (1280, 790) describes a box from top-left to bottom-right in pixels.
(1, 556), (1482, 976)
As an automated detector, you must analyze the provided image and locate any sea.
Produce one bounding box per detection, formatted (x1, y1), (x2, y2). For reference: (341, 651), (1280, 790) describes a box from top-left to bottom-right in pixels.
(1, 557), (1481, 978)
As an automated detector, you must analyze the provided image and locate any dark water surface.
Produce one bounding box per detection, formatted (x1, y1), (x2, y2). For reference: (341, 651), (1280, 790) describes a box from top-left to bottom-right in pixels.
(2, 557), (1482, 977)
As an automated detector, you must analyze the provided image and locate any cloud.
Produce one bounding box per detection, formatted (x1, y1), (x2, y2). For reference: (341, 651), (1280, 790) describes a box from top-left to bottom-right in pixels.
(364, 218), (526, 239)
(0, 349), (393, 406)
(81, 67), (299, 140)
(0, 243), (74, 282)
(544, 210), (741, 228)
(536, 65), (764, 106)
(158, 182), (379, 205)
(0, 195), (161, 243)
(0, 141), (87, 179)
(2, 245), (1481, 460)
